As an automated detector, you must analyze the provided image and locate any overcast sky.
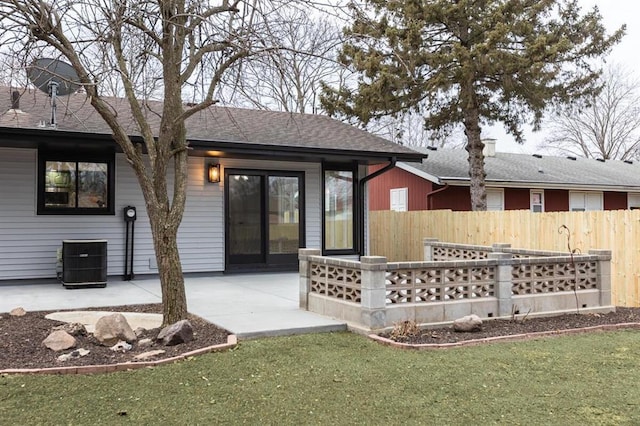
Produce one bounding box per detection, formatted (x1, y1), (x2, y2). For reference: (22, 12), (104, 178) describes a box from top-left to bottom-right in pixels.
(493, 0), (637, 154)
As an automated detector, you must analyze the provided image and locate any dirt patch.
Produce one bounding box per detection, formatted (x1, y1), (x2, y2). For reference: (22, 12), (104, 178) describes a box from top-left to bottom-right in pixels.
(382, 308), (640, 344)
(0, 304), (229, 370)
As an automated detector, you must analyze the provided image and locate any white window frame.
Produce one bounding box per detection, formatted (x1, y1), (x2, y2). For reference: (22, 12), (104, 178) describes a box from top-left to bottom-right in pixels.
(390, 187), (408, 212)
(486, 189), (504, 211)
(569, 191), (603, 211)
(530, 190), (544, 213)
(629, 193), (640, 210)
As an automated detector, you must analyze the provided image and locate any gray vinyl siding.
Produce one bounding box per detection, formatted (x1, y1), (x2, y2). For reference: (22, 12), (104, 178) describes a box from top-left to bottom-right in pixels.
(0, 148), (322, 280)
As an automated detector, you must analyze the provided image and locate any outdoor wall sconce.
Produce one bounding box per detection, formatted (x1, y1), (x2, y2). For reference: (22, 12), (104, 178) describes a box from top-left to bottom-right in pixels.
(208, 163), (221, 183)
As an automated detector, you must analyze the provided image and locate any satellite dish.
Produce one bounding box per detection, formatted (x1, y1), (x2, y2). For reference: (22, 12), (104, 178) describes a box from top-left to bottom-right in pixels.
(27, 58), (81, 127)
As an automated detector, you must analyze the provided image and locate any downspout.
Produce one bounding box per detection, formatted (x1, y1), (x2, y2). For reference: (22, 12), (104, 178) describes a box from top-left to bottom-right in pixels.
(357, 157), (397, 257)
(426, 183), (450, 210)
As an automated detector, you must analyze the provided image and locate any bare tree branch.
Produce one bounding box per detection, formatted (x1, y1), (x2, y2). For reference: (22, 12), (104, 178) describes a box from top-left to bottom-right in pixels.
(542, 65), (640, 161)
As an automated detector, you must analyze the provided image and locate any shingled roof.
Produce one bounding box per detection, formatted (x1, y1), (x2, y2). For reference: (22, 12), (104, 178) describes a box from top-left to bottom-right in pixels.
(402, 147), (640, 190)
(0, 86), (424, 162)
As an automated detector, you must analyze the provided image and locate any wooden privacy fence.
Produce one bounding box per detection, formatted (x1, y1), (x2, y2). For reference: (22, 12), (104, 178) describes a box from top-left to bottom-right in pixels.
(369, 209), (640, 307)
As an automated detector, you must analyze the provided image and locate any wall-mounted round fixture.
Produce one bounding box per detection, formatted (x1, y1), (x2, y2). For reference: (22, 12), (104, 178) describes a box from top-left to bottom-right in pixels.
(124, 206), (137, 221)
(208, 163), (220, 183)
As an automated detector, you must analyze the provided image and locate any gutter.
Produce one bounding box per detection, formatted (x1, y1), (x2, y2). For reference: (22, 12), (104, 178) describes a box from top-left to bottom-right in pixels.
(438, 178), (640, 193)
(357, 157), (397, 257)
(426, 183), (450, 210)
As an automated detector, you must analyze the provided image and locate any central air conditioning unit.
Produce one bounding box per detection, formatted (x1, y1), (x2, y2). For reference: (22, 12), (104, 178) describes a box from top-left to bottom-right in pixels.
(61, 240), (108, 288)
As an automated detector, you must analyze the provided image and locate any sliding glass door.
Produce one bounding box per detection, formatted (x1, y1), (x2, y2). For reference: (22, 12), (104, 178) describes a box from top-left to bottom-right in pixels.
(226, 170), (304, 270)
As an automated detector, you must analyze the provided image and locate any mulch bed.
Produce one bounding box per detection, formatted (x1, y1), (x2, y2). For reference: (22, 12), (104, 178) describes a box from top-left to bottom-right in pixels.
(0, 304), (230, 371)
(382, 307), (640, 344)
(4, 305), (640, 371)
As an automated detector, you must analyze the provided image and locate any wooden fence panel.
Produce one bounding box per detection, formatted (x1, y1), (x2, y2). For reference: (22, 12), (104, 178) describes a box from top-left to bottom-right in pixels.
(369, 209), (640, 307)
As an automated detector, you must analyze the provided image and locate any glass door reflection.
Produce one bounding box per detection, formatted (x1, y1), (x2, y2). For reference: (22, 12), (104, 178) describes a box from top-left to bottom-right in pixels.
(268, 176), (300, 255)
(228, 174), (264, 264)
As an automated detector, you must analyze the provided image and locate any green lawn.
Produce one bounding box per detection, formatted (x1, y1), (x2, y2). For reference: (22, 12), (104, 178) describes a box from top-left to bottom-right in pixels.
(2, 331), (639, 425)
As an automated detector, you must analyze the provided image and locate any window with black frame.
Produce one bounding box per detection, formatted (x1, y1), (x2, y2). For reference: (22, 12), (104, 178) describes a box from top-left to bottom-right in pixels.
(38, 150), (115, 215)
(324, 167), (355, 252)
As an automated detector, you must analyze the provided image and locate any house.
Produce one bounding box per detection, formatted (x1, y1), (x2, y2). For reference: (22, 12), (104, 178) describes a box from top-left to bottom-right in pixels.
(369, 139), (640, 212)
(0, 86), (424, 281)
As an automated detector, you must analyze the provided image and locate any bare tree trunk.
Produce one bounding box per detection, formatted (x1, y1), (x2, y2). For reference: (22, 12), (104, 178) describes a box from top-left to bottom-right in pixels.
(150, 211), (187, 326)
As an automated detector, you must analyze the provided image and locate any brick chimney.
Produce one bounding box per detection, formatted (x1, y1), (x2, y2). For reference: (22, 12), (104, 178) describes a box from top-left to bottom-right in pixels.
(482, 138), (496, 157)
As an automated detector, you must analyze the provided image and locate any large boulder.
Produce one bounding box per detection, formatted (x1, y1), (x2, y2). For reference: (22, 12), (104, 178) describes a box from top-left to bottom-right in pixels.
(43, 330), (77, 351)
(453, 314), (483, 332)
(156, 320), (194, 346)
(94, 313), (137, 346)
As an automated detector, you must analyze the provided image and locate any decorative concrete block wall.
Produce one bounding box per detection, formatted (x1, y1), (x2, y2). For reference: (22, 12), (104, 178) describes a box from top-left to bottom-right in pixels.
(299, 240), (613, 333)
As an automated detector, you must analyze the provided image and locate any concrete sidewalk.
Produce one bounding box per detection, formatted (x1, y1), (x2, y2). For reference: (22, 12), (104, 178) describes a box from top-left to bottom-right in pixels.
(0, 273), (346, 339)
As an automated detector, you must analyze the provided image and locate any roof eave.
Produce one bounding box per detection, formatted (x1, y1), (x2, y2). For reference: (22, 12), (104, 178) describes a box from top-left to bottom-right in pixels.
(0, 126), (425, 163)
(438, 178), (640, 192)
(396, 162), (441, 184)
(188, 139), (425, 163)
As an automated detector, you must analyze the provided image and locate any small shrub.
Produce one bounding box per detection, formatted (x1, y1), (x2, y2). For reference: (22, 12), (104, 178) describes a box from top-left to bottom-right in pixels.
(389, 320), (420, 341)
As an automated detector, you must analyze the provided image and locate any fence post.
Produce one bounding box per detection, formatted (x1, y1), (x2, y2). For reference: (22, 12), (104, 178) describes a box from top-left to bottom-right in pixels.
(298, 249), (321, 310)
(360, 256), (388, 330)
(423, 238), (439, 261)
(492, 243), (511, 252)
(589, 249), (613, 307)
(488, 252), (514, 317)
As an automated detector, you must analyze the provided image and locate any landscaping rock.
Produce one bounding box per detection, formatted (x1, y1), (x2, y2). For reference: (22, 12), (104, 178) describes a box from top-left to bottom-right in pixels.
(58, 348), (90, 362)
(10, 307), (26, 317)
(134, 327), (147, 337)
(43, 330), (77, 351)
(138, 338), (153, 348)
(134, 350), (166, 360)
(94, 313), (137, 346)
(53, 322), (87, 336)
(453, 314), (483, 332)
(110, 340), (133, 352)
(157, 320), (193, 346)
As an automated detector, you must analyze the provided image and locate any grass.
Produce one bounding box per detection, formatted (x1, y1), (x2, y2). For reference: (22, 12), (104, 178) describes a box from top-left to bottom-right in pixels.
(2, 331), (640, 425)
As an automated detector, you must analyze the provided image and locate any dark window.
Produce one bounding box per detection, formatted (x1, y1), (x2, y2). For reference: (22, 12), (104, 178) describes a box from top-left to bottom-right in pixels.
(38, 149), (115, 215)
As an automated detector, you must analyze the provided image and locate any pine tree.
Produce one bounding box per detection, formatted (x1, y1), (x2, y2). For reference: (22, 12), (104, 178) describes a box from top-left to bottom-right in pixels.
(322, 0), (624, 210)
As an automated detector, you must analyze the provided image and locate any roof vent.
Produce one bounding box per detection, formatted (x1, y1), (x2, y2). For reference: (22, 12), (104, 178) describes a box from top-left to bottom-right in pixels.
(567, 156), (576, 161)
(596, 158), (605, 162)
(426, 146), (438, 151)
(624, 160), (634, 164)
(11, 90), (20, 110)
(532, 154), (542, 158)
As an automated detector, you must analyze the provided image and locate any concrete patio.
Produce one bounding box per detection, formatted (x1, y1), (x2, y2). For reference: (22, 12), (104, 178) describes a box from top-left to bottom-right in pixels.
(0, 273), (346, 339)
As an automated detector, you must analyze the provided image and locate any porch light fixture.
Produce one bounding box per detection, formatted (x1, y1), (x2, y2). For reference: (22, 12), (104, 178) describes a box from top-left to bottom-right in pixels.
(208, 163), (221, 183)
